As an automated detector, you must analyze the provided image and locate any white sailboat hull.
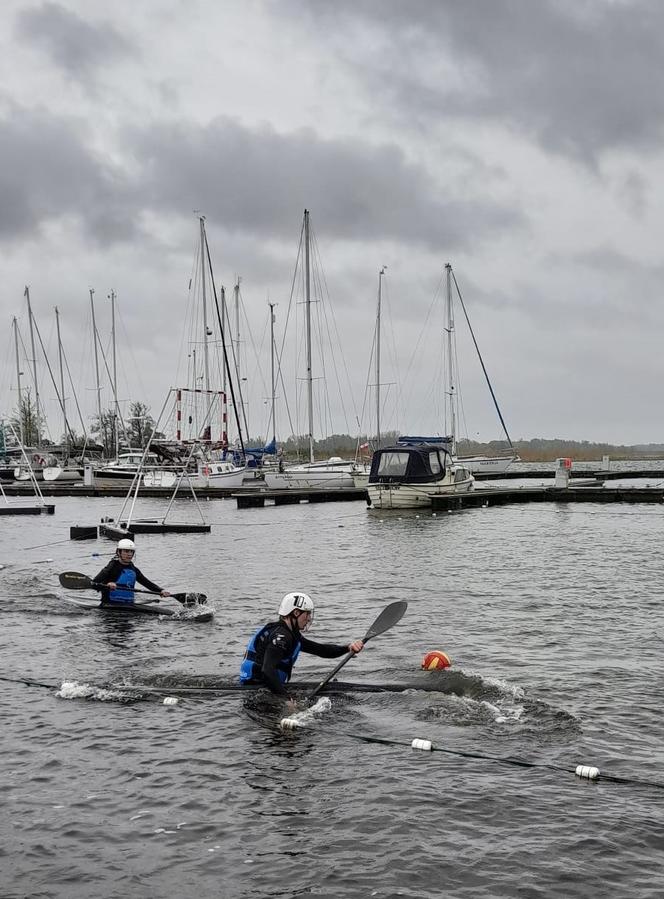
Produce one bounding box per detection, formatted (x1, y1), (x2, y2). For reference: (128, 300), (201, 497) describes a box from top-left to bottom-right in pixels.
(14, 466), (44, 481)
(143, 463), (264, 490)
(264, 461), (361, 491)
(43, 465), (83, 482)
(457, 454), (519, 474)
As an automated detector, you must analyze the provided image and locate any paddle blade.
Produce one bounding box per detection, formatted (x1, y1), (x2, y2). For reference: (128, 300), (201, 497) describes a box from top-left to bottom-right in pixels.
(363, 600), (408, 642)
(59, 571), (94, 591)
(307, 600), (408, 700)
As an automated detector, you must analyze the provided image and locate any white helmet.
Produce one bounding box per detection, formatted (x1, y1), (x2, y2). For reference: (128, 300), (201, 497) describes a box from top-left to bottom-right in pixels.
(278, 592), (314, 617)
(117, 538), (135, 551)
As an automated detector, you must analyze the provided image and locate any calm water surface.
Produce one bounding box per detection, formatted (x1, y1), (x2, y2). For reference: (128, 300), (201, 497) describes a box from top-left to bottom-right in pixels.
(1, 492), (663, 898)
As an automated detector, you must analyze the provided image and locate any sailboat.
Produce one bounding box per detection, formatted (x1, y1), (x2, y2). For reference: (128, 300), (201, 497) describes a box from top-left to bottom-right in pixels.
(367, 262), (520, 509)
(443, 263), (518, 474)
(263, 210), (362, 491)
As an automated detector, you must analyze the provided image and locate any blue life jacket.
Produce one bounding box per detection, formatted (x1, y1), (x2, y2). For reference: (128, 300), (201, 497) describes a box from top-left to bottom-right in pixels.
(239, 622), (301, 685)
(109, 566), (137, 604)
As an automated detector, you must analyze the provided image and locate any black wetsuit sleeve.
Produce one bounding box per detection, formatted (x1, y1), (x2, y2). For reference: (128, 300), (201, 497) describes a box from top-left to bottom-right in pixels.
(133, 566), (163, 594)
(262, 630), (295, 695)
(299, 635), (349, 658)
(92, 560), (118, 593)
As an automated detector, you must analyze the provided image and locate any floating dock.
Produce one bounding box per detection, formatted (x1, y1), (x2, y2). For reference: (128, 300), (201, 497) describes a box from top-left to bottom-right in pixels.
(430, 484), (664, 511)
(234, 487), (367, 508)
(0, 504), (55, 515)
(235, 481), (664, 511)
(97, 519), (210, 541)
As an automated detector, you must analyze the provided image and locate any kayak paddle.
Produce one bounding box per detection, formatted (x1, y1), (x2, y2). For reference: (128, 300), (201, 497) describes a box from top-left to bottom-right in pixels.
(59, 570), (207, 606)
(307, 600), (408, 699)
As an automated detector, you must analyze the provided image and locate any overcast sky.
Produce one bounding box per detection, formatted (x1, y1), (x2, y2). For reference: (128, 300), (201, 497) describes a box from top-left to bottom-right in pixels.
(1, 0), (664, 447)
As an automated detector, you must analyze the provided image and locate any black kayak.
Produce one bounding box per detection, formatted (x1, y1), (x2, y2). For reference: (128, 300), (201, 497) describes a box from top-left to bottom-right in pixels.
(59, 595), (214, 623)
(107, 679), (445, 696)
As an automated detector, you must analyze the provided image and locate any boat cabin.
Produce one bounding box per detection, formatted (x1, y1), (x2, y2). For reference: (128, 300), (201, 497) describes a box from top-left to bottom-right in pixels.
(369, 443), (453, 485)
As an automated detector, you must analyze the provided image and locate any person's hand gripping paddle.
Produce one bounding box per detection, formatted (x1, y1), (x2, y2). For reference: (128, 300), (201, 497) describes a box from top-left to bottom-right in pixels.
(280, 600), (408, 728)
(58, 571), (207, 606)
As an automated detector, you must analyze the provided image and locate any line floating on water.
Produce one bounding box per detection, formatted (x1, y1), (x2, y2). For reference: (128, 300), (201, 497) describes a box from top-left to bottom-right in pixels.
(1, 674), (661, 792)
(333, 731), (664, 791)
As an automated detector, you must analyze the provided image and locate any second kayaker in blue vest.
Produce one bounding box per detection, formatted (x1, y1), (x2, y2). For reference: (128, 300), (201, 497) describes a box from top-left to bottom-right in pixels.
(93, 538), (171, 604)
(240, 592), (364, 695)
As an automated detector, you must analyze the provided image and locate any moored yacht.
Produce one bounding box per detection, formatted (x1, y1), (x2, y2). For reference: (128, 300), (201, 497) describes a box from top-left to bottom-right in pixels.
(93, 452), (160, 487)
(366, 442), (474, 509)
(264, 456), (364, 491)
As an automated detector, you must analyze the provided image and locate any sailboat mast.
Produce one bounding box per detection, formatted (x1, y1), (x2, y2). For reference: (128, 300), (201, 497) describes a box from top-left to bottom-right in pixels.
(445, 263), (456, 455)
(55, 307), (67, 445)
(376, 266), (386, 447)
(234, 279), (241, 386)
(200, 216), (212, 433)
(13, 317), (24, 445)
(24, 286), (41, 444)
(109, 289), (120, 458)
(220, 285), (228, 443)
(269, 302), (277, 445)
(304, 209), (314, 464)
(89, 288), (104, 445)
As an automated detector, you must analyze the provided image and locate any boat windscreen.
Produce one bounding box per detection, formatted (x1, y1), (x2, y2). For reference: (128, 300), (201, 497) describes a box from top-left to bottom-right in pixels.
(375, 451), (411, 477)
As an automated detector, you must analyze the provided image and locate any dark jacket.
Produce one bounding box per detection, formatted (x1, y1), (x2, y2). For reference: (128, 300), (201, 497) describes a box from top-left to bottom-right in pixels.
(240, 619), (348, 695)
(93, 558), (163, 604)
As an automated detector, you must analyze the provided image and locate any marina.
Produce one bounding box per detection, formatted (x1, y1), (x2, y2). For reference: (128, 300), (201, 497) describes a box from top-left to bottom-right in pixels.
(2, 3), (664, 894)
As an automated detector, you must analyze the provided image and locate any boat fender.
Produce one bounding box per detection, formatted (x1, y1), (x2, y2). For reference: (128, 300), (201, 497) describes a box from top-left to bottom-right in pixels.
(411, 738), (433, 751)
(575, 764), (600, 780)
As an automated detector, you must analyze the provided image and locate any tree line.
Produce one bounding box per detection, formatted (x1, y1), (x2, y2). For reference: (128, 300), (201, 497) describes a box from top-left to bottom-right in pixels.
(4, 391), (162, 456)
(4, 398), (660, 462)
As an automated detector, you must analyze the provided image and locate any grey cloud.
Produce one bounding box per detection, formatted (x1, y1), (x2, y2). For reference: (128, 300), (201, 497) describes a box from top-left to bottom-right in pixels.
(128, 116), (522, 248)
(15, 2), (135, 80)
(0, 105), (521, 252)
(277, 0), (664, 163)
(0, 108), (138, 243)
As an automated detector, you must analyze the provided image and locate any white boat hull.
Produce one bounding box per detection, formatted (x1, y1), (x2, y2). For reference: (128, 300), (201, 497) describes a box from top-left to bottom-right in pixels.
(458, 455), (518, 474)
(143, 463), (264, 490)
(367, 473), (474, 509)
(43, 466), (84, 482)
(14, 467), (44, 481)
(264, 463), (361, 491)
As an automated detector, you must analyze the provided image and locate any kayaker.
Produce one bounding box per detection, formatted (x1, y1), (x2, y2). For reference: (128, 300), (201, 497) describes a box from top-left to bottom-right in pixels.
(239, 592), (364, 695)
(93, 538), (171, 605)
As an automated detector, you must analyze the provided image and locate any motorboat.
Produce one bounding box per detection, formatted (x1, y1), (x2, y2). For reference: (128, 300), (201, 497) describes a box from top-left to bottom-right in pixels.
(366, 442), (474, 509)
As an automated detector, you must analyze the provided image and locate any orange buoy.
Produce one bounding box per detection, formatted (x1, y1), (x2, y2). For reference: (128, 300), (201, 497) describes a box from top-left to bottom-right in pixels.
(422, 650), (451, 670)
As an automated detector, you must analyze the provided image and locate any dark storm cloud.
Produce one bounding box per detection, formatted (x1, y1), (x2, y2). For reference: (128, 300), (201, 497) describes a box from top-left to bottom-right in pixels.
(128, 116), (521, 248)
(277, 0), (664, 163)
(15, 2), (135, 79)
(0, 105), (520, 251)
(0, 108), (137, 242)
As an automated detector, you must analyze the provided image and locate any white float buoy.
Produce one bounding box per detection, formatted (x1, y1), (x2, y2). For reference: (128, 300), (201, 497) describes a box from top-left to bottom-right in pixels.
(411, 738), (433, 751)
(280, 716), (301, 729)
(575, 764), (600, 780)
(163, 696), (179, 706)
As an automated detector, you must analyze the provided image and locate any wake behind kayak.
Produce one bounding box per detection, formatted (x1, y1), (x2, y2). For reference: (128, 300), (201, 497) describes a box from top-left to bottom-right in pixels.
(58, 594), (213, 622)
